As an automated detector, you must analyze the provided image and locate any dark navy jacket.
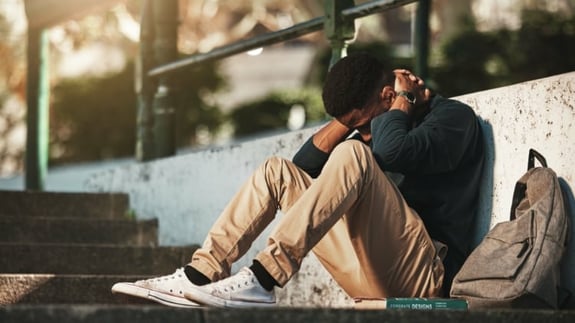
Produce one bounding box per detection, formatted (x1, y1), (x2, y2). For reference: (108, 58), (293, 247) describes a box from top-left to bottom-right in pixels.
(293, 95), (485, 295)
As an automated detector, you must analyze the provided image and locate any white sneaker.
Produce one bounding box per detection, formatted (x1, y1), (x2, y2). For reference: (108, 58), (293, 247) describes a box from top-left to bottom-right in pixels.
(111, 268), (201, 308)
(184, 267), (276, 308)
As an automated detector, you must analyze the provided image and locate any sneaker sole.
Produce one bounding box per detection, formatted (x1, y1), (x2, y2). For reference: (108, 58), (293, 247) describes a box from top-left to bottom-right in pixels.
(112, 282), (200, 308)
(184, 288), (276, 308)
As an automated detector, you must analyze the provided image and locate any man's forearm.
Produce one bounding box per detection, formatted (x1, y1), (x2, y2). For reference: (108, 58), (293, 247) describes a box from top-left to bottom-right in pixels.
(312, 119), (354, 153)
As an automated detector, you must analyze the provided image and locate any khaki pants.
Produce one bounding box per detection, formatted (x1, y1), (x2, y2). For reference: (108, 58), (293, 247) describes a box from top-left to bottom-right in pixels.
(190, 140), (444, 298)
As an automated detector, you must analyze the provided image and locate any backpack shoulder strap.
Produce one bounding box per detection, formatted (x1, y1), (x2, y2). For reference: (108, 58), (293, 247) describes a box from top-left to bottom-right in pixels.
(528, 148), (547, 169)
(510, 149), (548, 220)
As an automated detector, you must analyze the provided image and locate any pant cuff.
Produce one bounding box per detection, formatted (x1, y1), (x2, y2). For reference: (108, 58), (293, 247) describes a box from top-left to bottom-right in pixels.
(188, 258), (223, 282)
(255, 252), (290, 287)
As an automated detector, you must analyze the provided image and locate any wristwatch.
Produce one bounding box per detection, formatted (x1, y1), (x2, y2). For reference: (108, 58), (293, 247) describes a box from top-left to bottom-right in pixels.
(397, 91), (416, 105)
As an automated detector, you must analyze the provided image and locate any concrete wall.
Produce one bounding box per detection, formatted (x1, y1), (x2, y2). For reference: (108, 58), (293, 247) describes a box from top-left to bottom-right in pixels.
(86, 72), (575, 306)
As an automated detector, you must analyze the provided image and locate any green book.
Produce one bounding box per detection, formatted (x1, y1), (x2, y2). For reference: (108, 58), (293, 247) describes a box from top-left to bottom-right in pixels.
(354, 297), (468, 310)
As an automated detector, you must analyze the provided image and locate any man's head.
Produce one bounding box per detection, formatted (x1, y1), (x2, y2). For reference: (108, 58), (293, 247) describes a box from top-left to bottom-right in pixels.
(322, 53), (394, 124)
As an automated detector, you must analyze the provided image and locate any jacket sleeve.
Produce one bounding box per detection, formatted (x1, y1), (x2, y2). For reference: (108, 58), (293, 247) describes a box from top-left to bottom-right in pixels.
(292, 133), (366, 178)
(292, 137), (329, 178)
(370, 97), (479, 174)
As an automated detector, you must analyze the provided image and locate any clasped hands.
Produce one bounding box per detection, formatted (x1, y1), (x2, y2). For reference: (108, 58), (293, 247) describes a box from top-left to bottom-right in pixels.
(391, 69), (431, 115)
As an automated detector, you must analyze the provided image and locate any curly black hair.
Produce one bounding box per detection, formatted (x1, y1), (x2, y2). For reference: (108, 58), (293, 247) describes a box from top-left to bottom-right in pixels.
(322, 53), (392, 118)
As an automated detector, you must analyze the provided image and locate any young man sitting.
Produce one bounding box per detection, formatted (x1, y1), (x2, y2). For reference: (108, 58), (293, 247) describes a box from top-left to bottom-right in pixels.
(112, 53), (484, 308)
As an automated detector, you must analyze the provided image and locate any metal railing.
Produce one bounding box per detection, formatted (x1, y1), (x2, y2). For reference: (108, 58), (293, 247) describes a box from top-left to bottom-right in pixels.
(148, 0), (419, 78)
(136, 0), (427, 162)
(24, 0), (428, 189)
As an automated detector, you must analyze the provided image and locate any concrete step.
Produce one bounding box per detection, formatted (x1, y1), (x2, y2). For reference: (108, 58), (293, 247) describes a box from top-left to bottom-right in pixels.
(0, 217), (158, 245)
(0, 244), (198, 275)
(0, 274), (161, 305)
(0, 305), (574, 323)
(0, 190), (129, 219)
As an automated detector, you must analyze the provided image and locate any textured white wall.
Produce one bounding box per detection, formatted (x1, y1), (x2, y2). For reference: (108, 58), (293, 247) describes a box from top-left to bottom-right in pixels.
(86, 72), (575, 306)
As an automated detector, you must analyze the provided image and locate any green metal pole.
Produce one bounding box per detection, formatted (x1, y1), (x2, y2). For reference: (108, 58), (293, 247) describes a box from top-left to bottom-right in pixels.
(414, 0), (430, 80)
(152, 0), (178, 158)
(324, 0), (356, 69)
(149, 0), (418, 77)
(25, 28), (49, 190)
(136, 0), (156, 161)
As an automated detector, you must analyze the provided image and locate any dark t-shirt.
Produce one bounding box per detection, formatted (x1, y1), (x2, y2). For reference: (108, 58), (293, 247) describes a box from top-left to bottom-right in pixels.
(292, 95), (485, 295)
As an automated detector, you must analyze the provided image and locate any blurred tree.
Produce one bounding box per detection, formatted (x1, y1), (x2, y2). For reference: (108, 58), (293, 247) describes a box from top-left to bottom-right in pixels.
(228, 42), (412, 138)
(431, 16), (504, 97)
(177, 0), (324, 54)
(432, 9), (575, 97)
(228, 88), (324, 137)
(0, 1), (27, 175)
(503, 9), (575, 84)
(173, 62), (226, 147)
(3, 0), (575, 173)
(50, 63), (137, 164)
(50, 60), (225, 165)
(231, 8), (575, 137)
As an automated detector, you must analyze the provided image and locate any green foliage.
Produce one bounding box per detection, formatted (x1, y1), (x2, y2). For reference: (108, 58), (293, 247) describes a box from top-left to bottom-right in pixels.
(432, 9), (575, 97)
(50, 60), (225, 165)
(228, 42), (411, 138)
(51, 64), (137, 164)
(431, 18), (504, 97)
(49, 9), (575, 163)
(504, 9), (575, 84)
(233, 8), (575, 137)
(228, 88), (324, 137)
(228, 42), (416, 138)
(172, 62), (226, 146)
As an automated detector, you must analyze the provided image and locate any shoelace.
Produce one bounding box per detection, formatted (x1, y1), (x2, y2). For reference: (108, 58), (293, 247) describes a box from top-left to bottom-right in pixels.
(212, 270), (254, 294)
(137, 268), (185, 284)
(221, 278), (252, 292)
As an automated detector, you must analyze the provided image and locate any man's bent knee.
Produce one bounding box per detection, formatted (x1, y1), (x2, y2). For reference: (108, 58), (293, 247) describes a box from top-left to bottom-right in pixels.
(260, 156), (291, 176)
(262, 156), (285, 168)
(259, 156), (304, 186)
(329, 140), (373, 169)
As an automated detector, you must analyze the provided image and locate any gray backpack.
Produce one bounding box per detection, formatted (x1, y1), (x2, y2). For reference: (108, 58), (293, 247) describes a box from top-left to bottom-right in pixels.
(450, 149), (569, 308)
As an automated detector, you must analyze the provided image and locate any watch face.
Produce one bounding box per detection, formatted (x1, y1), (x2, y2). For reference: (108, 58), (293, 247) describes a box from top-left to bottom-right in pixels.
(400, 91), (416, 104)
